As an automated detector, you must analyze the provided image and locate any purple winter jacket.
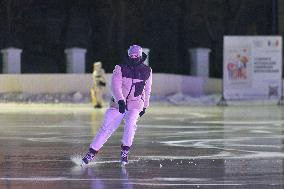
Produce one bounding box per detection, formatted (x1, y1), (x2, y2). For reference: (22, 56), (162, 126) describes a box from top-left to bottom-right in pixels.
(110, 56), (152, 111)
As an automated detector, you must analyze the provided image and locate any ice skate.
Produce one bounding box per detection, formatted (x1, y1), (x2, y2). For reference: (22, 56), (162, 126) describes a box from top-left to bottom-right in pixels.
(120, 145), (130, 166)
(81, 148), (97, 166)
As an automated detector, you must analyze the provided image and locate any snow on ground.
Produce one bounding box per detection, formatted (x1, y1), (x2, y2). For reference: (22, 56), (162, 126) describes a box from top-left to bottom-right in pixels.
(0, 92), (89, 103)
(0, 92), (281, 106)
(0, 92), (221, 105)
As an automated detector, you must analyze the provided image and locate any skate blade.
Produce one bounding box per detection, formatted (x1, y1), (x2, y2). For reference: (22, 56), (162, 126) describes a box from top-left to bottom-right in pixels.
(80, 161), (88, 167)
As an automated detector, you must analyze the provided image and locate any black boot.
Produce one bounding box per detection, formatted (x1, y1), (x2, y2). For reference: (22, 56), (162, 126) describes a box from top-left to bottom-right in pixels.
(82, 148), (98, 166)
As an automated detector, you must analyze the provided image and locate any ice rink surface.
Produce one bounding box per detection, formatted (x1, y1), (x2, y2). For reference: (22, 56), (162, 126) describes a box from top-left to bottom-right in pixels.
(0, 103), (284, 189)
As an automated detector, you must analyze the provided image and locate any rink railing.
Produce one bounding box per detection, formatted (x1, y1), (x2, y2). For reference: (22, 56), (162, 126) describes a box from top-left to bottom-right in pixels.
(0, 74), (222, 96)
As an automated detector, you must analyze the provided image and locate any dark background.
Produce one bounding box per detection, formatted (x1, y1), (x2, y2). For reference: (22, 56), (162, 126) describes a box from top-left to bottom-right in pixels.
(0, 0), (274, 77)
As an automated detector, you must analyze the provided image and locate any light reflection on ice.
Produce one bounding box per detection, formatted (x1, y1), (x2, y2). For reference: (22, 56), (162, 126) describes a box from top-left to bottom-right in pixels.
(152, 177), (209, 182)
(70, 155), (139, 167)
(0, 104), (284, 187)
(0, 177), (243, 186)
(136, 151), (284, 160)
(191, 120), (284, 125)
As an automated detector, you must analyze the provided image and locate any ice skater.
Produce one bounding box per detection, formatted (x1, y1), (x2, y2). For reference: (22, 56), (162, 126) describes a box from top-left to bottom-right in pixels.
(82, 45), (152, 166)
(90, 61), (106, 108)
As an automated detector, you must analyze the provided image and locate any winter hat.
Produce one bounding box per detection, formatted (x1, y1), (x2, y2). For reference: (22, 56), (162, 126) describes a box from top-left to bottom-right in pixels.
(128, 45), (142, 58)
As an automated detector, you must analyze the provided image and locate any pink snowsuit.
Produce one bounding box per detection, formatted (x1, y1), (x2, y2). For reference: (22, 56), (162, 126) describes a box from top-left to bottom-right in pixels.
(90, 56), (152, 151)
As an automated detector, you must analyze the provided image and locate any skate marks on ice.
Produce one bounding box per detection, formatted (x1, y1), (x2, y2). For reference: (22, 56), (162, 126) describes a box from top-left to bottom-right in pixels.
(69, 154), (226, 187)
(67, 158), (248, 187)
(143, 117), (284, 160)
(1, 105), (284, 188)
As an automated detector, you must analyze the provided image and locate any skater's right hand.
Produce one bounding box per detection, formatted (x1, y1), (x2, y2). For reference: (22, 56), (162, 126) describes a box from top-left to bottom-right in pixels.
(118, 100), (126, 114)
(139, 108), (146, 117)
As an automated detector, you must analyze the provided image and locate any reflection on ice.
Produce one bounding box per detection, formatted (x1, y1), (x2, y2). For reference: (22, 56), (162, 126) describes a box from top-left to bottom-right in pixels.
(1, 104), (284, 188)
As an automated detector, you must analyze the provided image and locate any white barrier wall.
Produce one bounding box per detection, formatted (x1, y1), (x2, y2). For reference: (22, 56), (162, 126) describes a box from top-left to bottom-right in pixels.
(0, 74), (222, 96)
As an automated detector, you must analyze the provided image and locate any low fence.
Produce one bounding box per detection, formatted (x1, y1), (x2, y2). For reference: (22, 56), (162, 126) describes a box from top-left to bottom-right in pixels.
(0, 74), (222, 96)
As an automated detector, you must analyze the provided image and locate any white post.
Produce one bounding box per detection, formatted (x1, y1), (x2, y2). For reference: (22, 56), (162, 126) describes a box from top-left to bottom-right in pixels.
(142, 48), (150, 66)
(189, 48), (211, 77)
(1, 47), (22, 73)
(64, 47), (87, 73)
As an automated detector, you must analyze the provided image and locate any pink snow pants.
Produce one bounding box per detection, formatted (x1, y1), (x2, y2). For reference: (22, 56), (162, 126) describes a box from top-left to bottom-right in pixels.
(90, 107), (140, 151)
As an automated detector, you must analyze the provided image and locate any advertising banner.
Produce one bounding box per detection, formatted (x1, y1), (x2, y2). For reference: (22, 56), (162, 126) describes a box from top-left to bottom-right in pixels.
(223, 36), (282, 100)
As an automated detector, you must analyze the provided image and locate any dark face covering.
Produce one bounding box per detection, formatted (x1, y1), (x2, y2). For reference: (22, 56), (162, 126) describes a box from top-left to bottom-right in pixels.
(129, 57), (142, 66)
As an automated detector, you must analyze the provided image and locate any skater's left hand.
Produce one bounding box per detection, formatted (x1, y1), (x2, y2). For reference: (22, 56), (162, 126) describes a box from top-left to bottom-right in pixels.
(139, 108), (146, 117)
(118, 100), (126, 114)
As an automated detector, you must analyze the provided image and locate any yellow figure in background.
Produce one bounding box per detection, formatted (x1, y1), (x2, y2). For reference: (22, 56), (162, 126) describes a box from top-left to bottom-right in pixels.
(91, 62), (106, 108)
